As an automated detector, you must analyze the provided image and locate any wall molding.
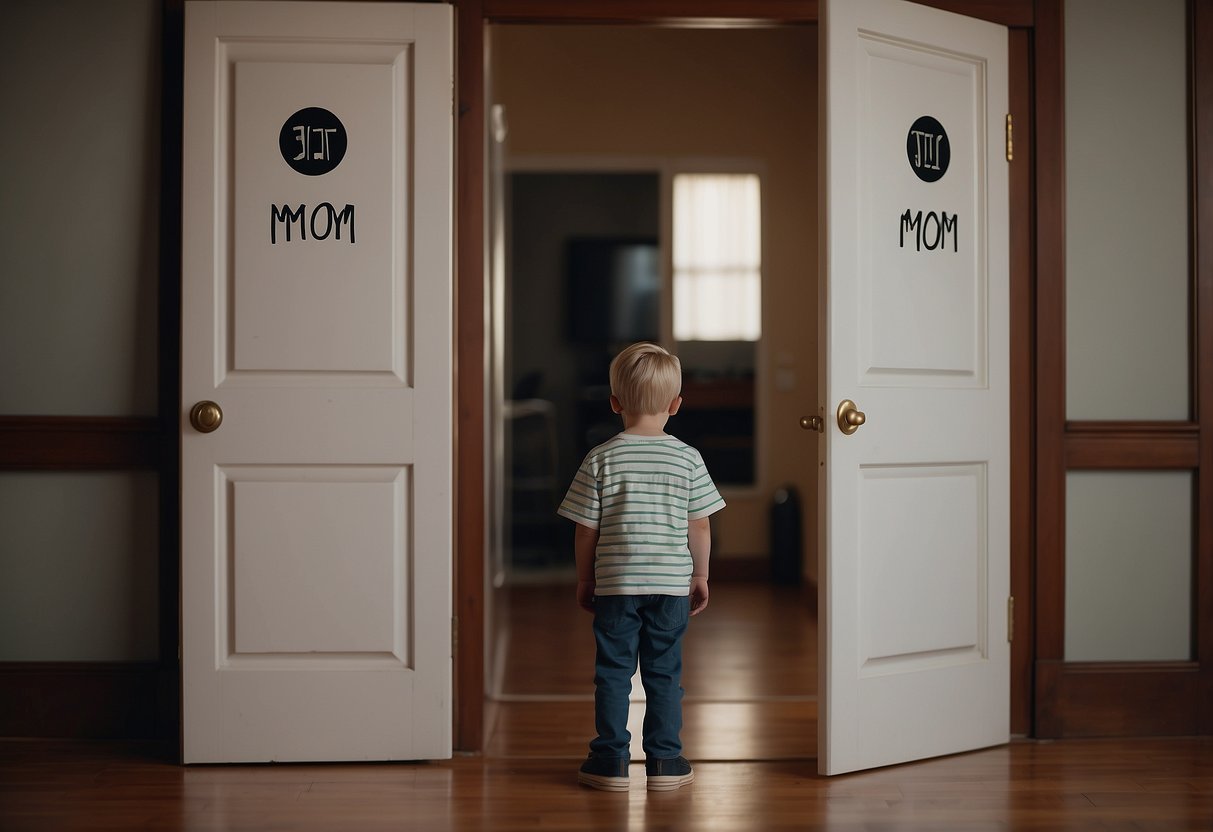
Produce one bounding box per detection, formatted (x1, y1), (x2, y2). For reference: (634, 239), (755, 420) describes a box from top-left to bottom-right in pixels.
(1035, 660), (1200, 737)
(1064, 422), (1200, 469)
(0, 417), (162, 470)
(1034, 0), (1213, 739)
(0, 662), (175, 740)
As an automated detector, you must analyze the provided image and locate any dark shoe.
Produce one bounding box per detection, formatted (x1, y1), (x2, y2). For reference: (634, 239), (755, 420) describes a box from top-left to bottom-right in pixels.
(578, 755), (630, 792)
(645, 756), (694, 791)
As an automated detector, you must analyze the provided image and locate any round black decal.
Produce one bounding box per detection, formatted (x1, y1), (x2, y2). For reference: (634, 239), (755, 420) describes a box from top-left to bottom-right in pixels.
(906, 116), (950, 183)
(279, 107), (347, 176)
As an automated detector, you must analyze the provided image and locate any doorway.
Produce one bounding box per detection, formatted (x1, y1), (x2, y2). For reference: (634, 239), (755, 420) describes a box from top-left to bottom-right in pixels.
(483, 23), (821, 760)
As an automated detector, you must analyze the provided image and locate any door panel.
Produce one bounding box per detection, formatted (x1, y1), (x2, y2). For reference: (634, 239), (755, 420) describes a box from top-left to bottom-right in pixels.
(821, 0), (1009, 775)
(182, 1), (452, 763)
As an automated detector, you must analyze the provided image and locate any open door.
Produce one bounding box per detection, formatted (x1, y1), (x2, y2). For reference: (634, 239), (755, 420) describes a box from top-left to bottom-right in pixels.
(181, 2), (453, 762)
(819, 0), (1009, 775)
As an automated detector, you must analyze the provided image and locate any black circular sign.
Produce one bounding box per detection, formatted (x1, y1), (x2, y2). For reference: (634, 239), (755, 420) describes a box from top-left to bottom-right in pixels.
(906, 115), (950, 183)
(279, 107), (347, 176)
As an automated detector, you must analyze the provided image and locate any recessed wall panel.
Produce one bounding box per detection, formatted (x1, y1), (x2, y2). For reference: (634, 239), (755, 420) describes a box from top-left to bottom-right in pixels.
(0, 472), (158, 661)
(858, 464), (986, 674)
(859, 37), (986, 387)
(1065, 471), (1192, 661)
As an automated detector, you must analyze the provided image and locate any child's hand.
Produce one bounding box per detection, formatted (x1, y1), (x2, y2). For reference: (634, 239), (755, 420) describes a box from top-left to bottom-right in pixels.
(689, 577), (709, 616)
(576, 580), (596, 613)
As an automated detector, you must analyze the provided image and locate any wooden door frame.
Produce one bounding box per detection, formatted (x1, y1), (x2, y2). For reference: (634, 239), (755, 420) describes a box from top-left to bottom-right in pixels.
(1032, 0), (1213, 738)
(453, 0), (1039, 752)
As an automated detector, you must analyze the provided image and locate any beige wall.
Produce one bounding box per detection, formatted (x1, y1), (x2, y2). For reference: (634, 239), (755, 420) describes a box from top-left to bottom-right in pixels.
(0, 0), (162, 661)
(1065, 0), (1188, 421)
(491, 25), (819, 576)
(1062, 0), (1192, 659)
(0, 0), (161, 417)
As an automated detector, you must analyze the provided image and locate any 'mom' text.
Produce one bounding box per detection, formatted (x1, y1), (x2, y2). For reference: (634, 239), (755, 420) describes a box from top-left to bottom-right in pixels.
(271, 203), (356, 244)
(899, 209), (957, 253)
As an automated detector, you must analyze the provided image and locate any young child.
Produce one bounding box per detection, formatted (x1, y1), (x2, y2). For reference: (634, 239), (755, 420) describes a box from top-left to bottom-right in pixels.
(557, 342), (725, 792)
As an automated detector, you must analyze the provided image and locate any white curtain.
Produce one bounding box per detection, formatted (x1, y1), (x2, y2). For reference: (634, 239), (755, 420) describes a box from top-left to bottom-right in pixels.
(673, 174), (761, 341)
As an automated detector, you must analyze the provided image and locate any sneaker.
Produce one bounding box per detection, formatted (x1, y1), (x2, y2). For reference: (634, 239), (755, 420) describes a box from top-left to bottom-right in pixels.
(645, 756), (695, 791)
(577, 755), (630, 792)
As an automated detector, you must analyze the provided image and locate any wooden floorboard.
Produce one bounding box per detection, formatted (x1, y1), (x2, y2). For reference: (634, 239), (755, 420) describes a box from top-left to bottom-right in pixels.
(491, 582), (817, 699)
(2, 738), (1213, 830)
(489, 581), (818, 760)
(486, 700), (817, 760)
(9, 584), (1210, 829)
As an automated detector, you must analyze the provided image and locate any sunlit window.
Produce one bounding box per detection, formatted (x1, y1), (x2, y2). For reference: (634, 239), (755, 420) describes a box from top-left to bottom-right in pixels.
(673, 173), (762, 341)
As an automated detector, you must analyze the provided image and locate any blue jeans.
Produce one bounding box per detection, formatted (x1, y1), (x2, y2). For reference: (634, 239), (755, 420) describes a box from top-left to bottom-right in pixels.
(589, 594), (690, 761)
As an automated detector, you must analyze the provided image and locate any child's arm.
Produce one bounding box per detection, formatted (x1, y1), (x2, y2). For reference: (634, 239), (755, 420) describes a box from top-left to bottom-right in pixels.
(688, 517), (711, 616)
(574, 522), (600, 613)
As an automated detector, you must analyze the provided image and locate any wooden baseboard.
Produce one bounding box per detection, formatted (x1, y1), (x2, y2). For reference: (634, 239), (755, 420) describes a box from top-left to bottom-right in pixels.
(1035, 660), (1200, 737)
(0, 417), (162, 470)
(0, 662), (178, 741)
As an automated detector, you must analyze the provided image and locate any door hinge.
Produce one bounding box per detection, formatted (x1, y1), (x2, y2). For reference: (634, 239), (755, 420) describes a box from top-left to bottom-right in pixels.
(1005, 114), (1014, 162)
(452, 615), (458, 657)
(1007, 596), (1015, 643)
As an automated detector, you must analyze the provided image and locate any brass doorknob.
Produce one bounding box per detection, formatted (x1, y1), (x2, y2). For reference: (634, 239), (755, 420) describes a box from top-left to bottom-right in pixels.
(836, 399), (866, 435)
(799, 415), (824, 433)
(190, 401), (223, 433)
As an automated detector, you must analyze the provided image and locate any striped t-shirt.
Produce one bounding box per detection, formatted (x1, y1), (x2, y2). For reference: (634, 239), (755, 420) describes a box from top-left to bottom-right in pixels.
(557, 433), (725, 596)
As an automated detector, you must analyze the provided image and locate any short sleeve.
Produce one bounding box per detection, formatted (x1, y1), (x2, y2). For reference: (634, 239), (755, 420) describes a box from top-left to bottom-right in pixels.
(557, 455), (601, 529)
(687, 452), (726, 520)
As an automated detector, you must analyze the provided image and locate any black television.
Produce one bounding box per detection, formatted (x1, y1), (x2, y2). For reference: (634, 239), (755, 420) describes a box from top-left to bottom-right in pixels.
(566, 237), (660, 344)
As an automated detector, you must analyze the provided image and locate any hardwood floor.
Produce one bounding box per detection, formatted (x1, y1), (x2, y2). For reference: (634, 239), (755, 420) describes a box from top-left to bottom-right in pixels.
(4, 583), (1211, 830)
(491, 582), (817, 699)
(488, 581), (817, 760)
(2, 737), (1213, 830)
(485, 700), (817, 760)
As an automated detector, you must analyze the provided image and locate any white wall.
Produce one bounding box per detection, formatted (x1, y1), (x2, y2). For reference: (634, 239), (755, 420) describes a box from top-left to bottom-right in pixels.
(1065, 471), (1192, 661)
(1063, 0), (1193, 660)
(1065, 0), (1189, 420)
(0, 0), (161, 416)
(0, 0), (162, 662)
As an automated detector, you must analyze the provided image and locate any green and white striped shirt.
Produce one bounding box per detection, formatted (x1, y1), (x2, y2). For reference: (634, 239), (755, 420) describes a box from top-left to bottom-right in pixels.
(557, 433), (725, 596)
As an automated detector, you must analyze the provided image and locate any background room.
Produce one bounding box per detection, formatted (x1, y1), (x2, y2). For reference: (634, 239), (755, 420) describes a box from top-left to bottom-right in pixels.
(483, 23), (822, 760)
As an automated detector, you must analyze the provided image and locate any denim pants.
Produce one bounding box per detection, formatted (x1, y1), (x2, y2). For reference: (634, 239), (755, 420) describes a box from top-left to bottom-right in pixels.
(590, 594), (690, 761)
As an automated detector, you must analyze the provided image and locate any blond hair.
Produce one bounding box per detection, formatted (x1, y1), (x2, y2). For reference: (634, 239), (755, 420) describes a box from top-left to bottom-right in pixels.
(609, 343), (682, 416)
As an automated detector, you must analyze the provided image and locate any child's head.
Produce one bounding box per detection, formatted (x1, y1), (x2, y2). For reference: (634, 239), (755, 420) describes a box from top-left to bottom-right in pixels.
(609, 343), (682, 416)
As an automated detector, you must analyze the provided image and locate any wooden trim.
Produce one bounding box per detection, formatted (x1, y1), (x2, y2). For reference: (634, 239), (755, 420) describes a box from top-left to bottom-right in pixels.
(0, 663), (170, 740)
(1008, 26), (1034, 736)
(1034, 0), (1213, 739)
(0, 417), (161, 470)
(483, 0), (820, 24)
(481, 0), (1033, 26)
(1033, 0), (1066, 682)
(1064, 422), (1201, 469)
(914, 0), (1033, 26)
(159, 0), (185, 758)
(1194, 0), (1213, 735)
(455, 0), (487, 754)
(1035, 660), (1201, 737)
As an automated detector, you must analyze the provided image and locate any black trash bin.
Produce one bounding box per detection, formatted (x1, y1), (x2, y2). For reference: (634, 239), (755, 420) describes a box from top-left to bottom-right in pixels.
(770, 485), (802, 585)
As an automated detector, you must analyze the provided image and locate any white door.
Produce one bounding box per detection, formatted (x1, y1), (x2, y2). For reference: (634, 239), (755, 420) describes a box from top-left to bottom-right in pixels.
(181, 1), (453, 763)
(819, 0), (1009, 775)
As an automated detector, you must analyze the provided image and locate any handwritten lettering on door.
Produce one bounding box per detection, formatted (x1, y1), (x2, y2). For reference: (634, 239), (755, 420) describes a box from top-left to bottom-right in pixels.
(272, 107), (356, 245)
(901, 115), (958, 253)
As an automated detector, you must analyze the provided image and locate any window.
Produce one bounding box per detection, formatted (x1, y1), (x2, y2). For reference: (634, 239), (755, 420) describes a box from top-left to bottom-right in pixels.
(672, 173), (761, 341)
